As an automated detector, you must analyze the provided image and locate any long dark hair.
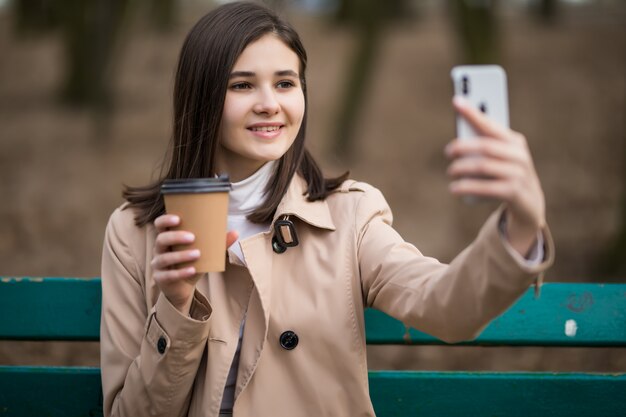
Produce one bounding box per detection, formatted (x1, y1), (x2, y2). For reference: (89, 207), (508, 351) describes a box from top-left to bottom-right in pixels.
(124, 1), (347, 227)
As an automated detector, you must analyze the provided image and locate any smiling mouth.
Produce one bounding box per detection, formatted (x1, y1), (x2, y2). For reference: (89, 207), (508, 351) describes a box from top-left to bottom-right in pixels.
(248, 126), (282, 132)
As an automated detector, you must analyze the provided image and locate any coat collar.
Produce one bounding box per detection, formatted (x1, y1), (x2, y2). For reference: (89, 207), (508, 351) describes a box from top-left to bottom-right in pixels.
(272, 174), (336, 231)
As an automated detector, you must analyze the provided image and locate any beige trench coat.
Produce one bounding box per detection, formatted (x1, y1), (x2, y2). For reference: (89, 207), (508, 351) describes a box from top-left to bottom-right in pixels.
(100, 175), (554, 417)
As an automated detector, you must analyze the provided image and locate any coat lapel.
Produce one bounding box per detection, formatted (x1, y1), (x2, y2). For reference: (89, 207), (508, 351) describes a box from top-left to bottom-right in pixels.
(235, 232), (272, 397)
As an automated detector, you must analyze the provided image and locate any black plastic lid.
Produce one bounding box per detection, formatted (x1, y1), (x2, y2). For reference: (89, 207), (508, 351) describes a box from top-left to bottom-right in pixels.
(161, 175), (231, 194)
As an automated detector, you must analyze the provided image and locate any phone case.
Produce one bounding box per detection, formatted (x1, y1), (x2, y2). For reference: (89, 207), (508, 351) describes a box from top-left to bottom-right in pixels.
(451, 65), (509, 139)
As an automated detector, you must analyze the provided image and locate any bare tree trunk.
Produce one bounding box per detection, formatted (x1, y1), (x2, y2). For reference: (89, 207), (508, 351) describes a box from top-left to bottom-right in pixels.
(598, 114), (626, 280)
(532, 0), (558, 23)
(149, 0), (177, 32)
(332, 0), (413, 158)
(58, 0), (129, 109)
(332, 0), (384, 158)
(449, 0), (499, 64)
(12, 0), (59, 35)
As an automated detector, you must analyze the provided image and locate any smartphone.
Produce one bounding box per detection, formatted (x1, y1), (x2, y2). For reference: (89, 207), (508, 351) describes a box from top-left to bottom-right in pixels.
(451, 65), (509, 139)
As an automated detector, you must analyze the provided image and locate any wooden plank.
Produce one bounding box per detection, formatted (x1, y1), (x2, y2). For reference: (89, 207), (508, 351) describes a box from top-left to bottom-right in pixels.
(0, 277), (101, 340)
(1, 278), (625, 346)
(368, 370), (626, 417)
(1, 366), (624, 417)
(365, 283), (626, 346)
(0, 366), (102, 417)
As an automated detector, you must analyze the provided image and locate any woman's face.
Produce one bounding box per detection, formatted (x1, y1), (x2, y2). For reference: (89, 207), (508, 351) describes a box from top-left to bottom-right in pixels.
(216, 34), (305, 182)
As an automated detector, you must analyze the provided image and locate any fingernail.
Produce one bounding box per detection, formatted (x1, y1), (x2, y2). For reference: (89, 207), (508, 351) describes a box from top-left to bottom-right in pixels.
(183, 233), (195, 242)
(171, 215), (180, 223)
(453, 96), (466, 107)
(189, 249), (200, 258)
(185, 267), (196, 274)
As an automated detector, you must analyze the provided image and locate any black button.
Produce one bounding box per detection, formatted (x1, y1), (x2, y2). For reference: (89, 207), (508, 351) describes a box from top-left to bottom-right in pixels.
(272, 237), (286, 254)
(157, 336), (167, 354)
(279, 330), (298, 350)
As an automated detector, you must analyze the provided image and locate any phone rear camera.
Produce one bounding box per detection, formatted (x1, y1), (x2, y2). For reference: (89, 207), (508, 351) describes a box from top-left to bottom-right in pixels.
(479, 102), (487, 113)
(462, 76), (469, 95)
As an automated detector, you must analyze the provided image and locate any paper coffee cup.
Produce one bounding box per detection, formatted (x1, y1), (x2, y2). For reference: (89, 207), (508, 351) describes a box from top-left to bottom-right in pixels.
(161, 176), (231, 273)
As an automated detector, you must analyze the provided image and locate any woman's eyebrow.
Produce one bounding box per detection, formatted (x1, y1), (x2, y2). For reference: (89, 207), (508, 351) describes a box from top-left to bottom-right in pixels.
(276, 70), (299, 77)
(229, 70), (299, 78)
(229, 71), (254, 78)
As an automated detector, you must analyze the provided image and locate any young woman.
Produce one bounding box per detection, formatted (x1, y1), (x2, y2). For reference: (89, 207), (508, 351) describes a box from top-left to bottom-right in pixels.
(100, 2), (554, 416)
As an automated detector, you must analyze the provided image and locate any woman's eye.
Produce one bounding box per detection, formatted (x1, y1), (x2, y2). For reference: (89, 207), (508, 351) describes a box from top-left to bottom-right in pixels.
(277, 80), (296, 89)
(230, 82), (251, 90)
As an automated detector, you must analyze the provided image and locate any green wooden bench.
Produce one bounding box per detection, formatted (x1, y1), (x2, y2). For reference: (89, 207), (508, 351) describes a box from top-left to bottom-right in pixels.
(1, 277), (625, 416)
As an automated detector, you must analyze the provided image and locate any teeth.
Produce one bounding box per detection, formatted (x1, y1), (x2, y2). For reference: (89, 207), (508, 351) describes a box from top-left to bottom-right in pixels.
(250, 126), (280, 132)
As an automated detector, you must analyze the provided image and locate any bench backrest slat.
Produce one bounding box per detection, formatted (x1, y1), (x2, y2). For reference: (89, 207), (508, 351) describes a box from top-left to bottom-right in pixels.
(1, 277), (101, 340)
(365, 282), (626, 346)
(1, 277), (625, 347)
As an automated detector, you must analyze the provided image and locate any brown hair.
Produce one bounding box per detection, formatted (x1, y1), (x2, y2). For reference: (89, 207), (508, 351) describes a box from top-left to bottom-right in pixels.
(123, 1), (347, 227)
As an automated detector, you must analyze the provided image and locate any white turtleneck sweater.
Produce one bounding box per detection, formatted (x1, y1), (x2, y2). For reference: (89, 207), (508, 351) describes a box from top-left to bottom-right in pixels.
(226, 160), (275, 264)
(220, 160), (275, 413)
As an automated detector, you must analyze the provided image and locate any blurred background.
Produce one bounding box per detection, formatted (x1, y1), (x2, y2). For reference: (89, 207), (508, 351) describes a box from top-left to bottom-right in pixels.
(1, 0), (624, 370)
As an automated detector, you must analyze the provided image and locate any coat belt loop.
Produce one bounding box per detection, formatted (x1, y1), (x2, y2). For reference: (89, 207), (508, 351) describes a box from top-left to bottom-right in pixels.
(272, 215), (299, 253)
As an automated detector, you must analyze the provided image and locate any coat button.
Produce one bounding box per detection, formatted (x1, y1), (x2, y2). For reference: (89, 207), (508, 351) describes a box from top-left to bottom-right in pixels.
(272, 237), (286, 254)
(157, 336), (167, 354)
(279, 330), (298, 350)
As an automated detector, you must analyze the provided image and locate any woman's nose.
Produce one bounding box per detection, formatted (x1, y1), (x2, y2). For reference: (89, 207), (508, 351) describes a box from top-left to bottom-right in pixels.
(253, 88), (280, 115)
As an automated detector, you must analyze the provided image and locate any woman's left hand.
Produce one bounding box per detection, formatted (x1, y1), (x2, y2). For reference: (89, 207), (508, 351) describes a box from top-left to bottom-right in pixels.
(445, 96), (546, 257)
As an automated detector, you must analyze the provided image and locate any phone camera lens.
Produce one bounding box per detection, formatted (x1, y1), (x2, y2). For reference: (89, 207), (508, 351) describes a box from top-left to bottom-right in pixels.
(479, 102), (487, 113)
(462, 76), (469, 95)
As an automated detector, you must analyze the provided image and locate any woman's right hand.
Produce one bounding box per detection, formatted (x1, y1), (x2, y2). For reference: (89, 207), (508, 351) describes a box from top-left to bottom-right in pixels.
(152, 214), (238, 315)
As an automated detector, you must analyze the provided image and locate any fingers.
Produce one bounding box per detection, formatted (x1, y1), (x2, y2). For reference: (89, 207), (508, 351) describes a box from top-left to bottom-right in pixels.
(154, 230), (195, 254)
(447, 156), (524, 181)
(154, 214), (181, 233)
(446, 143), (534, 203)
(151, 248), (200, 271)
(153, 265), (196, 282)
(448, 178), (514, 200)
(153, 226), (238, 268)
(154, 214), (196, 256)
(227, 230), (239, 248)
(445, 137), (529, 165)
(447, 153), (525, 202)
(445, 114), (539, 206)
(453, 96), (520, 142)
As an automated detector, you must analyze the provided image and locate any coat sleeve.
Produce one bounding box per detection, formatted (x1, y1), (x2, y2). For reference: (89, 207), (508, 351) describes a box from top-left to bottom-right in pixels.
(100, 207), (212, 417)
(355, 186), (554, 343)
